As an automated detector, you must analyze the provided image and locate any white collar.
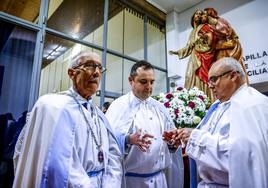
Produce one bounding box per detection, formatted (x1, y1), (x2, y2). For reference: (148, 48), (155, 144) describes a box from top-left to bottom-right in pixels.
(69, 87), (92, 104)
(218, 100), (230, 107)
(230, 83), (247, 101)
(130, 91), (149, 106)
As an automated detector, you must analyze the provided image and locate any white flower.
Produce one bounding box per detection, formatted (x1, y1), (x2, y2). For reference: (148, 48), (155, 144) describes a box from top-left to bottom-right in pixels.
(159, 92), (165, 98)
(188, 90), (196, 97)
(155, 87), (210, 128)
(193, 116), (202, 124)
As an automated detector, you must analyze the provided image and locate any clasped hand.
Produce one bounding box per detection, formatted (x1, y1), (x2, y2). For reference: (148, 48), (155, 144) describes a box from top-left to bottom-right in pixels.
(130, 129), (154, 152)
(162, 128), (193, 148)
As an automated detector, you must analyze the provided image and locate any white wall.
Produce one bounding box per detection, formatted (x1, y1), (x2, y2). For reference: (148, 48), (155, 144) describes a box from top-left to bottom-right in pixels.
(166, 0), (268, 90)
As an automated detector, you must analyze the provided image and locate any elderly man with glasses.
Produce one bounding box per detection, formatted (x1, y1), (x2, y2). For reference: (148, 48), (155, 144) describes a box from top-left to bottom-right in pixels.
(172, 57), (268, 187)
(13, 51), (122, 188)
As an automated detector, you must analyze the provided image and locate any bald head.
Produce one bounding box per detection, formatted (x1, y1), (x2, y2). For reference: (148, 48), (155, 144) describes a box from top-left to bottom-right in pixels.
(69, 51), (101, 69)
(208, 57), (246, 102)
(210, 57), (246, 82)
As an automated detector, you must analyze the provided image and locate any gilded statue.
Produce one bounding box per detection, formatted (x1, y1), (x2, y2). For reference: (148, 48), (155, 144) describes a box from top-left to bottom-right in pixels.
(169, 8), (248, 101)
(169, 10), (216, 100)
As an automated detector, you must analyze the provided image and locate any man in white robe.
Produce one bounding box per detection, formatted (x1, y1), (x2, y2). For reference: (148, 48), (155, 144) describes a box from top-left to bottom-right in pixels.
(13, 51), (122, 188)
(106, 60), (184, 188)
(174, 57), (268, 187)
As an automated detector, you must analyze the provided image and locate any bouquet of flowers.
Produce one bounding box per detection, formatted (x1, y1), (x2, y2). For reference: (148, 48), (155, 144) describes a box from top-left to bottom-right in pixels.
(155, 87), (210, 128)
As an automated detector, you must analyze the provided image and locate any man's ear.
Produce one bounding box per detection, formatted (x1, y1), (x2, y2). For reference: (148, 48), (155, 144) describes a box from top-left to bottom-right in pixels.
(230, 71), (238, 81)
(128, 76), (133, 85)
(68, 68), (76, 79)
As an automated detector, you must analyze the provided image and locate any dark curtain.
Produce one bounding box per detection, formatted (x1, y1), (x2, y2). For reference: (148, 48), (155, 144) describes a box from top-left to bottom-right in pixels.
(0, 20), (37, 188)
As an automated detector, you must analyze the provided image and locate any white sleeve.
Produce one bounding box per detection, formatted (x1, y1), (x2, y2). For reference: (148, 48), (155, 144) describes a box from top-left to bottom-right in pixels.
(102, 131), (123, 187)
(13, 112), (31, 172)
(186, 128), (229, 171)
(13, 124), (27, 173)
(68, 146), (91, 188)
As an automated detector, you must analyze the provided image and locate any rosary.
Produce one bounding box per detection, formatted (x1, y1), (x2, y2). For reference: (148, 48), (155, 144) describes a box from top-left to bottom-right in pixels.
(69, 92), (104, 163)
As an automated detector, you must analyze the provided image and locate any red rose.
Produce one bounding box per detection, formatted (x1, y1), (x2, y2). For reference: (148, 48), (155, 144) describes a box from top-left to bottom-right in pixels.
(166, 93), (173, 99)
(198, 95), (204, 101)
(164, 102), (170, 108)
(177, 87), (183, 91)
(188, 101), (195, 109)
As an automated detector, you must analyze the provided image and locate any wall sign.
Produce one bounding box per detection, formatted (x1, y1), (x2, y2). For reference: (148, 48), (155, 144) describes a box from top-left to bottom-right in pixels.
(244, 50), (268, 84)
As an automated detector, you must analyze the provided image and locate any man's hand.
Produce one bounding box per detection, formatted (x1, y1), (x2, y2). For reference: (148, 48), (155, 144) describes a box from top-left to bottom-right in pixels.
(129, 129), (154, 152)
(163, 129), (181, 152)
(172, 128), (193, 146)
(162, 129), (176, 143)
(163, 129), (184, 147)
(169, 50), (178, 55)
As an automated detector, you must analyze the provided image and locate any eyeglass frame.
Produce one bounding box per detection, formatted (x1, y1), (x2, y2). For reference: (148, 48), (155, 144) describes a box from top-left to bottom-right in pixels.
(74, 60), (107, 73)
(208, 70), (234, 84)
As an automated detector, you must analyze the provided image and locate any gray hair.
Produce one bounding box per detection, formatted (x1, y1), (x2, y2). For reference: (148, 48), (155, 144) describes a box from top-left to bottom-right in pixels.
(215, 57), (246, 81)
(69, 51), (101, 68)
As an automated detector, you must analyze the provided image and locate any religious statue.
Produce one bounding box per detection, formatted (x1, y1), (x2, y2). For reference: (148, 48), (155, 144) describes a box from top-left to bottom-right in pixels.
(169, 10), (217, 100)
(204, 8), (249, 83)
(169, 8), (249, 101)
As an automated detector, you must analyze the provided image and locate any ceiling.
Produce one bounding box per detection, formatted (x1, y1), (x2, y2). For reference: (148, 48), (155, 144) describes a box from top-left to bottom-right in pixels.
(0, 0), (207, 69)
(146, 0), (204, 14)
(0, 0), (40, 22)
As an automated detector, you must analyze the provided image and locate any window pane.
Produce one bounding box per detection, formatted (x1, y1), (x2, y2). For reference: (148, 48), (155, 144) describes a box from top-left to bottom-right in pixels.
(92, 96), (114, 112)
(0, 0), (41, 23)
(92, 96), (100, 109)
(0, 20), (36, 120)
(102, 97), (113, 112)
(39, 64), (49, 96)
(154, 69), (167, 95)
(123, 59), (135, 94)
(124, 9), (144, 60)
(147, 23), (166, 68)
(107, 9), (123, 53)
(106, 54), (123, 93)
(107, 6), (145, 59)
(47, 0), (104, 46)
(40, 33), (102, 98)
(107, 0), (124, 53)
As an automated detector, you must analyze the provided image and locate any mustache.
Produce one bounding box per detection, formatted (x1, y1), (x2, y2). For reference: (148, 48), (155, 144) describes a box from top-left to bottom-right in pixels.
(76, 68), (100, 79)
(88, 78), (99, 83)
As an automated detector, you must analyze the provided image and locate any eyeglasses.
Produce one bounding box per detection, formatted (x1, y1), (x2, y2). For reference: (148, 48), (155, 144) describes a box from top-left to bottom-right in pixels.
(208, 70), (233, 84)
(75, 60), (107, 73)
